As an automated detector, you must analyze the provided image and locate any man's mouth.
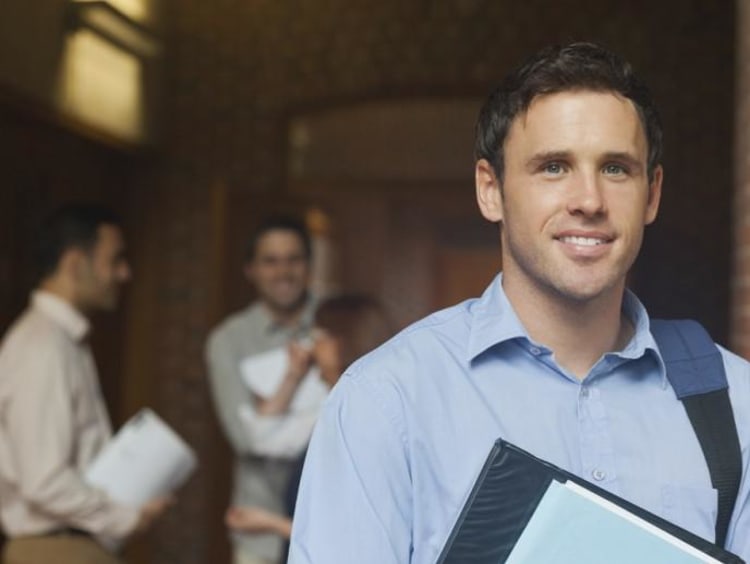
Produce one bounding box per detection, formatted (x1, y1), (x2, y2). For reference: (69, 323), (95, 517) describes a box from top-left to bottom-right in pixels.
(557, 235), (608, 246)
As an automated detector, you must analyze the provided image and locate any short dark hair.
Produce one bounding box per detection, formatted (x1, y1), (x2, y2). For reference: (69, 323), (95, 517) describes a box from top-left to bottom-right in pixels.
(314, 294), (392, 368)
(475, 42), (663, 182)
(245, 215), (312, 262)
(36, 203), (121, 280)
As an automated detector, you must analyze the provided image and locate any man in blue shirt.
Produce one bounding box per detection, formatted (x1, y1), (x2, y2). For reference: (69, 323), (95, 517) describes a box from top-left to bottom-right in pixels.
(288, 43), (750, 563)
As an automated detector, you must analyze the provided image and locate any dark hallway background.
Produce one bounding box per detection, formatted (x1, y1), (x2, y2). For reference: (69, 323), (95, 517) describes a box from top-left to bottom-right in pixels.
(0, 1), (736, 562)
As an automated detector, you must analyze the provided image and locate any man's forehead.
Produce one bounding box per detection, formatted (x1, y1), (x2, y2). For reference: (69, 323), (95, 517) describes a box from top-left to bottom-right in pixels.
(257, 229), (305, 247)
(517, 89), (637, 123)
(255, 231), (307, 257)
(507, 90), (647, 152)
(95, 224), (125, 247)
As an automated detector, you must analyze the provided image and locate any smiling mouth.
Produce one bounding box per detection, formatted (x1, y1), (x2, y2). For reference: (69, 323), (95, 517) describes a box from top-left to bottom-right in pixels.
(557, 235), (610, 246)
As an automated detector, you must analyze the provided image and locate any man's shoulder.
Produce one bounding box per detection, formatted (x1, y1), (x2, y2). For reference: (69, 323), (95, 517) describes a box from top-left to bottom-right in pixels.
(207, 303), (263, 342)
(1, 307), (63, 350)
(402, 298), (477, 337)
(718, 345), (750, 389)
(344, 298), (477, 383)
(324, 299), (480, 443)
(0, 307), (67, 377)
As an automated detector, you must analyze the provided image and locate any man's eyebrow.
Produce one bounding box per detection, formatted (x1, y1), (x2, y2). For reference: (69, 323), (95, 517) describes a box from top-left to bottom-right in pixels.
(601, 151), (644, 170)
(525, 151), (571, 169)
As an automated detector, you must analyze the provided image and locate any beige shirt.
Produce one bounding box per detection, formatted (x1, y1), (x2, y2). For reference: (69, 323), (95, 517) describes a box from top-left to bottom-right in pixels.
(0, 291), (138, 543)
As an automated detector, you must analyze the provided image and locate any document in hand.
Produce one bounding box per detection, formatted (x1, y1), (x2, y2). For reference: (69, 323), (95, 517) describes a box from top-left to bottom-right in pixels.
(239, 345), (328, 411)
(437, 440), (744, 564)
(86, 408), (198, 507)
(507, 480), (722, 563)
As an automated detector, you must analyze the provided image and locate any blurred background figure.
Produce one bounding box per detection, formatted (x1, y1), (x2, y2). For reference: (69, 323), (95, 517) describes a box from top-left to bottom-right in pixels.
(0, 204), (170, 564)
(224, 294), (392, 561)
(205, 216), (321, 564)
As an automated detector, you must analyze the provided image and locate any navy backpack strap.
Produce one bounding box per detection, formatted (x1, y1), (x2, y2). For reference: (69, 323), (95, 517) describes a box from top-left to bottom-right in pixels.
(650, 319), (742, 548)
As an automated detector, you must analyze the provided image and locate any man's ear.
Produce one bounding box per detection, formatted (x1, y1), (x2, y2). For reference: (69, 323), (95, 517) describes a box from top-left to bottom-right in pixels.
(644, 165), (663, 225)
(475, 159), (504, 222)
(60, 247), (86, 278)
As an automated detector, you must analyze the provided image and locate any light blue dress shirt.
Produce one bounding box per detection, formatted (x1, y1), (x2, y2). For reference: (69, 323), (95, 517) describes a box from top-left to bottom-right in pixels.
(289, 275), (750, 563)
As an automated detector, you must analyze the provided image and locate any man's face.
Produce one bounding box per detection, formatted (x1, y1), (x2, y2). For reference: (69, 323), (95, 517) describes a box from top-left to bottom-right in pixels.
(75, 224), (131, 312)
(245, 229), (310, 314)
(476, 90), (662, 304)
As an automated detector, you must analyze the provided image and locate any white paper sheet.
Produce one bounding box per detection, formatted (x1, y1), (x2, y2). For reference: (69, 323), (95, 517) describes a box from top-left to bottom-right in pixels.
(239, 346), (329, 411)
(505, 479), (721, 564)
(85, 408), (198, 508)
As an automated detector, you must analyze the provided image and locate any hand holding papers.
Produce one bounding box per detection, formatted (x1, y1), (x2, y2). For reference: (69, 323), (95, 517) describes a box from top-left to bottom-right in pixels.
(86, 408), (197, 508)
(438, 440), (744, 564)
(236, 344), (329, 458)
(240, 344), (329, 411)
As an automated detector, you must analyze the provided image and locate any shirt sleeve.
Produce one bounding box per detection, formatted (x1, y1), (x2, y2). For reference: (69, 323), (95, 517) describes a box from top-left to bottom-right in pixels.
(723, 349), (750, 560)
(728, 469), (750, 560)
(205, 330), (319, 459)
(237, 405), (317, 458)
(5, 344), (138, 539)
(288, 375), (413, 564)
(205, 330), (255, 456)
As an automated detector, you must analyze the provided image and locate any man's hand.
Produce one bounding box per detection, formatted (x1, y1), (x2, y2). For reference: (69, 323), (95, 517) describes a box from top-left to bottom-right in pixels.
(286, 341), (313, 383)
(255, 341), (313, 415)
(133, 496), (174, 536)
(225, 505), (292, 538)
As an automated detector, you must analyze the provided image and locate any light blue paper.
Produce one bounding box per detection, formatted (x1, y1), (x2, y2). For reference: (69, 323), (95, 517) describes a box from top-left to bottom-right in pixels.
(505, 480), (714, 564)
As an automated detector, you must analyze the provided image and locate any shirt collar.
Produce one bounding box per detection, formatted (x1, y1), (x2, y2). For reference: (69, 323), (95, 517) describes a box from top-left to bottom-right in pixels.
(466, 274), (667, 383)
(258, 295), (317, 335)
(32, 290), (90, 342)
(619, 290), (668, 387)
(467, 273), (528, 361)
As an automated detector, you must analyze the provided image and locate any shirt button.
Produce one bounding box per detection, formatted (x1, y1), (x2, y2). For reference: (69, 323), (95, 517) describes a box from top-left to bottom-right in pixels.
(580, 387), (590, 398)
(592, 469), (607, 481)
(529, 346), (541, 355)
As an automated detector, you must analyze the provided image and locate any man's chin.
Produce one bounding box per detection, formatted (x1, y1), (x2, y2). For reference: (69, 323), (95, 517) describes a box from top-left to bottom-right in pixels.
(550, 277), (621, 304)
(95, 295), (121, 313)
(267, 294), (307, 313)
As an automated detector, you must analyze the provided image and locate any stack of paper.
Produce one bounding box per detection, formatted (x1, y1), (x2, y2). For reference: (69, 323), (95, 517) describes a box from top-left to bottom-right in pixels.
(506, 480), (721, 563)
(86, 408), (197, 507)
(437, 440), (743, 564)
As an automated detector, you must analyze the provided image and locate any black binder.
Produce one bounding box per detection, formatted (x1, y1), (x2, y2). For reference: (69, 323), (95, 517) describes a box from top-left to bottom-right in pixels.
(436, 440), (744, 564)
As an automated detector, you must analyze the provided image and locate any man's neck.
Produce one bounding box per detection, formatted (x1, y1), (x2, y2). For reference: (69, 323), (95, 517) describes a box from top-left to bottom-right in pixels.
(503, 277), (632, 380)
(39, 278), (87, 317)
(262, 299), (308, 328)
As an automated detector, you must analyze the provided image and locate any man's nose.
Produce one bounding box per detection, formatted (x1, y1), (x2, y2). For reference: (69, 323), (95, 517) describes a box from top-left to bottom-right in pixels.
(566, 171), (606, 216)
(119, 262), (132, 282)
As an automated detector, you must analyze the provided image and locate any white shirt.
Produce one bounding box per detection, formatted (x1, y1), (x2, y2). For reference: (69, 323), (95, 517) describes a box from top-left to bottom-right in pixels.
(0, 291), (138, 543)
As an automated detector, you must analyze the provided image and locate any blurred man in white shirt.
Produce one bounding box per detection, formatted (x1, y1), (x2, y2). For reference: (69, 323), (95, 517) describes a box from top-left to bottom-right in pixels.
(0, 204), (170, 564)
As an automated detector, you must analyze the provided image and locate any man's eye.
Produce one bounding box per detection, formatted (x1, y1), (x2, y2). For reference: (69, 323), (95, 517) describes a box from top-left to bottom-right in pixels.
(543, 163), (564, 174)
(603, 163), (627, 175)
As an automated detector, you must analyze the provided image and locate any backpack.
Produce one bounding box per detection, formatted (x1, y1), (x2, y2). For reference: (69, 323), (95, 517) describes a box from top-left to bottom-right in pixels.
(650, 319), (742, 548)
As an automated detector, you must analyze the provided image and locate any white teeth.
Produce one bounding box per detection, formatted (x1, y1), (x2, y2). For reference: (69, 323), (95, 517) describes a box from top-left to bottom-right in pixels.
(560, 236), (605, 246)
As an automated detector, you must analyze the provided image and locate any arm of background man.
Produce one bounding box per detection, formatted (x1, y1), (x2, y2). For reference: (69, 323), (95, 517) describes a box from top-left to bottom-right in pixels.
(6, 347), (138, 539)
(722, 348), (750, 560)
(288, 375), (413, 564)
(205, 330), (255, 456)
(237, 406), (317, 458)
